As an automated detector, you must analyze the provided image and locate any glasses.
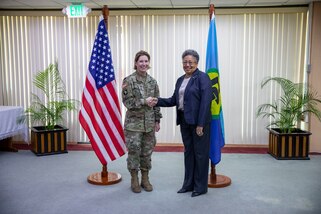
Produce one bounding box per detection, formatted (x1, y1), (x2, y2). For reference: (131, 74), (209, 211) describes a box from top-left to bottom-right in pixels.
(182, 61), (196, 65)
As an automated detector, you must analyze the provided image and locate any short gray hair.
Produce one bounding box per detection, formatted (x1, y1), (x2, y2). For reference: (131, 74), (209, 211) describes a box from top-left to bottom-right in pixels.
(182, 49), (199, 63)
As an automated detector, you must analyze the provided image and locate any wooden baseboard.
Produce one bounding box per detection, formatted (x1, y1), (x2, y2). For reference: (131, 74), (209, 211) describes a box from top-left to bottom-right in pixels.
(156, 143), (268, 148)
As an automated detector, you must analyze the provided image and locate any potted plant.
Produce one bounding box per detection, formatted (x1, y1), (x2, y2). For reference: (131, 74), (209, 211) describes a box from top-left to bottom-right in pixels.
(256, 76), (321, 160)
(22, 60), (79, 156)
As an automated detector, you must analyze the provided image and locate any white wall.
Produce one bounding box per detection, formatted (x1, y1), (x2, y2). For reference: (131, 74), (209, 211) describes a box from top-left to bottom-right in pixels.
(0, 7), (309, 145)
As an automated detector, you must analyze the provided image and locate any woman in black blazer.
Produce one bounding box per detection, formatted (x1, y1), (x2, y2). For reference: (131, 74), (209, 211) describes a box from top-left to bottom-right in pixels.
(152, 49), (213, 197)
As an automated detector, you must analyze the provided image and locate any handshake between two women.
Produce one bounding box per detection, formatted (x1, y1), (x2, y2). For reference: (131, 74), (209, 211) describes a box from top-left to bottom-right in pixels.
(145, 97), (158, 107)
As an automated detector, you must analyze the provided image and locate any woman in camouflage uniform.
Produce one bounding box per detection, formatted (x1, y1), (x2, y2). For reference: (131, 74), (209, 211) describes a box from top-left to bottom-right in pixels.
(121, 50), (162, 193)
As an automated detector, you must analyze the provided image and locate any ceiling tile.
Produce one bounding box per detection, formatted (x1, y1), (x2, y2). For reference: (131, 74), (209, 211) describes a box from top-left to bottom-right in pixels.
(0, 0), (29, 9)
(133, 0), (173, 7)
(211, 0), (248, 7)
(90, 0), (136, 8)
(171, 0), (210, 7)
(286, 0), (314, 4)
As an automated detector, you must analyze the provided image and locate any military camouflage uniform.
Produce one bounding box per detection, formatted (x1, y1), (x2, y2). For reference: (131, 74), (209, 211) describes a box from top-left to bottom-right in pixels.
(122, 71), (162, 171)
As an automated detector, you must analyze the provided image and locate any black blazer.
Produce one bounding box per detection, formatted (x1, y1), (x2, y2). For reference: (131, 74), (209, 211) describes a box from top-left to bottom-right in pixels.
(157, 69), (213, 127)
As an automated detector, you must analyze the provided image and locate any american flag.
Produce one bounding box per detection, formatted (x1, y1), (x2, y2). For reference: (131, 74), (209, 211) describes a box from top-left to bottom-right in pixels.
(79, 20), (126, 165)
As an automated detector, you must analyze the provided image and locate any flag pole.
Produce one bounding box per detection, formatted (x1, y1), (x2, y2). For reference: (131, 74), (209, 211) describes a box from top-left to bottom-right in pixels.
(102, 5), (109, 30)
(209, 4), (214, 21)
(207, 4), (231, 188)
(87, 5), (122, 185)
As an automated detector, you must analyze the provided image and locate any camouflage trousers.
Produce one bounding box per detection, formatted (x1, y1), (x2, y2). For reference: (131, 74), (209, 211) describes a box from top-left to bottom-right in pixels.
(124, 130), (156, 171)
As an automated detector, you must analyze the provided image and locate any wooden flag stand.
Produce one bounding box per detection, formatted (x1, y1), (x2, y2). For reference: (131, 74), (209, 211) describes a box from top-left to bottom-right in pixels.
(88, 164), (122, 185)
(87, 5), (122, 186)
(208, 163), (231, 188)
(207, 4), (231, 188)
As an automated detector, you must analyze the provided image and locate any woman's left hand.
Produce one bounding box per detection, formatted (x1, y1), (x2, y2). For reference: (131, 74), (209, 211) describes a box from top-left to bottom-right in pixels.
(196, 126), (204, 136)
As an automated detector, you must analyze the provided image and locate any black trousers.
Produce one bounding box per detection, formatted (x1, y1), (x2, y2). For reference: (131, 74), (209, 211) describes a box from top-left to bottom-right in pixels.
(178, 110), (210, 193)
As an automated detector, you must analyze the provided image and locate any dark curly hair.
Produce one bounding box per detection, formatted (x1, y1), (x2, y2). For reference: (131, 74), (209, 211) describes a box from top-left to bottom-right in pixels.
(182, 49), (199, 63)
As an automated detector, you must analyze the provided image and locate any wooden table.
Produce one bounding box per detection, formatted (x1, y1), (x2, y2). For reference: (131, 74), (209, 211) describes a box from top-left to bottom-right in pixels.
(0, 106), (28, 151)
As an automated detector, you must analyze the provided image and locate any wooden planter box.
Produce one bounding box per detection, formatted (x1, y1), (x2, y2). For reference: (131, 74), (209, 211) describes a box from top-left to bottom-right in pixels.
(268, 128), (311, 160)
(31, 125), (68, 156)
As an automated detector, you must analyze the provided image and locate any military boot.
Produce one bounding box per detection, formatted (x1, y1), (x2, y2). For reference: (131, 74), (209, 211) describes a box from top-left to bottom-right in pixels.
(130, 170), (141, 193)
(141, 170), (153, 192)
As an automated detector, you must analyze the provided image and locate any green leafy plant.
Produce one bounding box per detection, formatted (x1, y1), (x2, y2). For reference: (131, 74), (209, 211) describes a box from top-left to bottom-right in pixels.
(22, 60), (79, 130)
(256, 76), (321, 134)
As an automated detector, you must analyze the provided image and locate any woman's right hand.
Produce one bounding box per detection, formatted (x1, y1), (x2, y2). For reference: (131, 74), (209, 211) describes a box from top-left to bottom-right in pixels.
(146, 97), (158, 107)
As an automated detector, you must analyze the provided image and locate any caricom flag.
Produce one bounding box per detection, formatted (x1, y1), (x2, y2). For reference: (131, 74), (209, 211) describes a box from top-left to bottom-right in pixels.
(79, 20), (127, 165)
(206, 13), (226, 165)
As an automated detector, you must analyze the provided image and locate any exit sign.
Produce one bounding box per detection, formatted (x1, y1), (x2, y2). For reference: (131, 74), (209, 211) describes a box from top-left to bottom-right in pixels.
(64, 4), (91, 18)
(70, 4), (84, 17)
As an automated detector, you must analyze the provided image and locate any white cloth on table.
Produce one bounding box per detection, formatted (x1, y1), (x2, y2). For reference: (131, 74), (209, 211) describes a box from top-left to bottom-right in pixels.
(0, 106), (29, 142)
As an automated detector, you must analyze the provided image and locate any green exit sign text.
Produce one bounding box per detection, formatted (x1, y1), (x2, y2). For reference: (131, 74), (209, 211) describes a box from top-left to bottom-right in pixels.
(65, 4), (91, 18)
(70, 4), (84, 17)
